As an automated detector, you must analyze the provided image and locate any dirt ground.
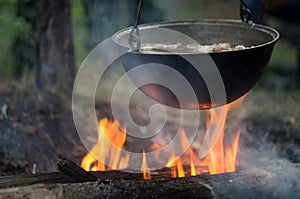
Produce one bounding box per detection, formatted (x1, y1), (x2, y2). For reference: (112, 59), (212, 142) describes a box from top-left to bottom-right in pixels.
(0, 79), (85, 175)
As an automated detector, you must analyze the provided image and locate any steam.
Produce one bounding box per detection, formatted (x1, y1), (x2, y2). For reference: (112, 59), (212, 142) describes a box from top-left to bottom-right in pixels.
(228, 96), (300, 198)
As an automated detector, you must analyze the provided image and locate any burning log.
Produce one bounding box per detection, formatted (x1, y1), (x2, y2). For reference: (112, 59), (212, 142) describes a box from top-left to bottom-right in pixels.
(0, 157), (96, 188)
(0, 156), (199, 188)
(0, 175), (213, 198)
(1, 164), (299, 198)
(57, 155), (97, 182)
(0, 160), (299, 198)
(0, 165), (203, 188)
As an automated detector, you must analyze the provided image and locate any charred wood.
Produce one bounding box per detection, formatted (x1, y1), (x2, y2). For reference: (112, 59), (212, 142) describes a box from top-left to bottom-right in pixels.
(0, 162), (299, 198)
(57, 155), (97, 182)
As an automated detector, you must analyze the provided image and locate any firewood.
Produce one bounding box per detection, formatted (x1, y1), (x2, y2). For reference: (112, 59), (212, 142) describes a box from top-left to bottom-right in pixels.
(0, 172), (75, 189)
(0, 162), (299, 198)
(57, 155), (97, 182)
(0, 166), (190, 188)
(0, 176), (213, 199)
(0, 169), (286, 199)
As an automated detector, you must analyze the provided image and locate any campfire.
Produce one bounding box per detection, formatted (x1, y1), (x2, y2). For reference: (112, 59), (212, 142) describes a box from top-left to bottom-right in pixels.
(3, 0), (300, 198)
(81, 97), (244, 179)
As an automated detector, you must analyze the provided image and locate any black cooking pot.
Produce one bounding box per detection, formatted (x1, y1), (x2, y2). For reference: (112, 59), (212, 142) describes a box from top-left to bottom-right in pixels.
(112, 20), (279, 109)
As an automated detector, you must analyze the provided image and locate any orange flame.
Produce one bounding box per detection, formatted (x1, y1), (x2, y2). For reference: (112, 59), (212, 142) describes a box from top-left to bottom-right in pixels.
(80, 119), (128, 171)
(81, 98), (244, 179)
(142, 151), (151, 179)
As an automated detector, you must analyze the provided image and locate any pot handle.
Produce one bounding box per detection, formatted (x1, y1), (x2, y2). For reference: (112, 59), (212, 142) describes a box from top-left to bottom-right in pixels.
(240, 0), (252, 23)
(129, 0), (143, 51)
(129, 0), (252, 50)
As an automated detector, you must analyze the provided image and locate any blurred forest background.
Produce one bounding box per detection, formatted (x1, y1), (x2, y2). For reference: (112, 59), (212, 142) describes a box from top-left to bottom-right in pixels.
(0, 0), (298, 88)
(0, 0), (298, 87)
(0, 0), (299, 175)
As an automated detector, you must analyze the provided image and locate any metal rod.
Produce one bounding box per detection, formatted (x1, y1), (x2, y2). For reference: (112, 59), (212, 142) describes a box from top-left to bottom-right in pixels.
(240, 0), (252, 22)
(129, 0), (143, 51)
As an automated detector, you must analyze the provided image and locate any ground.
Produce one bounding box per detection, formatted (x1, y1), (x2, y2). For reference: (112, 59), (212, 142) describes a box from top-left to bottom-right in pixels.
(0, 78), (84, 175)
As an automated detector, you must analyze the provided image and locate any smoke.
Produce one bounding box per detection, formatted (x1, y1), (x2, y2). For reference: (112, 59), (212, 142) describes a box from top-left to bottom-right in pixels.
(229, 94), (300, 198)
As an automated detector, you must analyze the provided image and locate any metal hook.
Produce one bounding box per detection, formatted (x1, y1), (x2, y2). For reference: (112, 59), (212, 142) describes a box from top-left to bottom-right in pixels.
(129, 0), (143, 51)
(240, 0), (252, 23)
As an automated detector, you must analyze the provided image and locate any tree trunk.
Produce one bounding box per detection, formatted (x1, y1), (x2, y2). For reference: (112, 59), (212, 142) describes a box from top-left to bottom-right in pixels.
(12, 0), (37, 79)
(36, 0), (75, 93)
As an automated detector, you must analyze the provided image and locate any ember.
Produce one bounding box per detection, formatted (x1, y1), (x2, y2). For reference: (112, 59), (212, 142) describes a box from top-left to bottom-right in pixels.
(81, 98), (244, 178)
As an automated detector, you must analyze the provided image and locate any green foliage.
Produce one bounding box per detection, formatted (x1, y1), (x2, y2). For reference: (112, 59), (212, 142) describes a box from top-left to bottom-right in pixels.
(0, 0), (33, 79)
(269, 39), (297, 67)
(71, 0), (88, 67)
(0, 0), (298, 88)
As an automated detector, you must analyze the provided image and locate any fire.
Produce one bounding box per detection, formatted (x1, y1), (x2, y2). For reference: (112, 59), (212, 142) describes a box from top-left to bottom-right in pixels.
(142, 151), (151, 179)
(81, 119), (128, 171)
(81, 98), (244, 179)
